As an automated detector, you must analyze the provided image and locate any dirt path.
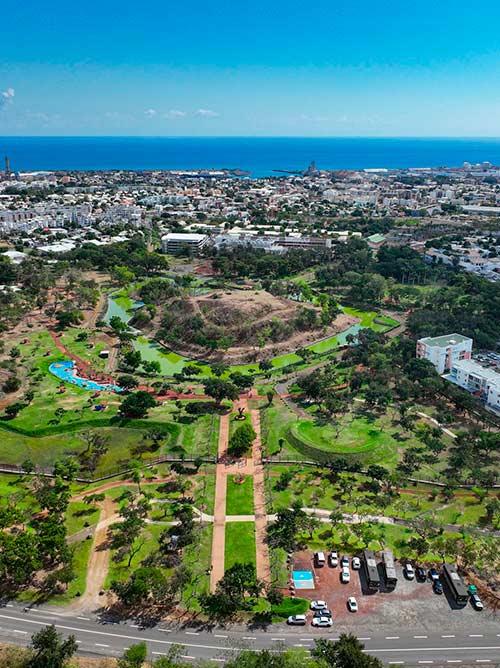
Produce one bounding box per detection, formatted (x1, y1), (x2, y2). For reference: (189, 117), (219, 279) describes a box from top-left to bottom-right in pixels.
(250, 406), (271, 584)
(67, 497), (117, 613)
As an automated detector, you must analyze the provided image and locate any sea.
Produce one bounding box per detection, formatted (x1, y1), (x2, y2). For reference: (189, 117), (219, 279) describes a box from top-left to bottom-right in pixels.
(2, 136), (500, 178)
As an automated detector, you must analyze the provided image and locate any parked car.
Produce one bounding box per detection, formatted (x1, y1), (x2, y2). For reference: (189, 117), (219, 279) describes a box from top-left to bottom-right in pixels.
(329, 551), (339, 568)
(314, 551), (326, 567)
(310, 600), (327, 610)
(312, 616), (333, 627)
(341, 566), (350, 583)
(352, 557), (361, 570)
(341, 556), (349, 567)
(471, 594), (484, 611)
(404, 564), (415, 580)
(287, 614), (307, 625)
(347, 596), (358, 612)
(433, 580), (443, 595)
(313, 609), (332, 619)
(415, 567), (427, 583)
(428, 568), (440, 582)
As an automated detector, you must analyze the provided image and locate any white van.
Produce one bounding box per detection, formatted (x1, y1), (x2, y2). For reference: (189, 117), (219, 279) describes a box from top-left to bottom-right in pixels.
(314, 551), (326, 567)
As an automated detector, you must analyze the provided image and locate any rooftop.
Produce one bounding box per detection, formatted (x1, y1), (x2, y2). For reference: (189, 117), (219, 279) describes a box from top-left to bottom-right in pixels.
(162, 232), (208, 242)
(419, 333), (473, 347)
(449, 359), (500, 385)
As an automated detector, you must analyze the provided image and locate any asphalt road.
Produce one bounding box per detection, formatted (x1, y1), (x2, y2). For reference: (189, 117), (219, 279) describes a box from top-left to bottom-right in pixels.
(0, 602), (499, 666)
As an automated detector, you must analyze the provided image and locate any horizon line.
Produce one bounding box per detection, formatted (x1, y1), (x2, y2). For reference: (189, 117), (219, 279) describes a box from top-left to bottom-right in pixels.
(2, 135), (500, 140)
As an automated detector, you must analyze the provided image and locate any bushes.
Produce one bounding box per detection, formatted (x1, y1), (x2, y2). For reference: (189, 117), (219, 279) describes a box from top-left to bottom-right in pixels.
(271, 596), (309, 618)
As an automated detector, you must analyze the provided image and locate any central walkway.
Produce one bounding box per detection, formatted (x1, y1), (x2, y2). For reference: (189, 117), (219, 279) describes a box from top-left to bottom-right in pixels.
(210, 396), (270, 592)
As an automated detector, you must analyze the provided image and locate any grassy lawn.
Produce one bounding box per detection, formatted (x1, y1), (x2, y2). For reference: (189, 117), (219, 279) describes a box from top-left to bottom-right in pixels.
(65, 501), (100, 536)
(226, 475), (254, 515)
(260, 398), (297, 456)
(228, 411), (250, 439)
(224, 522), (256, 569)
(105, 523), (163, 588)
(193, 467), (216, 514)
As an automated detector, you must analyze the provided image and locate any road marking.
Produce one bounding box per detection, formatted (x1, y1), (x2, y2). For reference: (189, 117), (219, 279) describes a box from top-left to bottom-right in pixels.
(358, 637), (372, 640)
(469, 635), (484, 638)
(211, 660), (225, 663)
(77, 617), (90, 621)
(447, 661), (462, 664)
(5, 605), (13, 608)
(14, 630), (27, 634)
(300, 638), (313, 642)
(159, 628), (172, 633)
(95, 643), (109, 647)
(386, 636), (400, 640)
(130, 624), (140, 628)
(414, 635), (428, 639)
(243, 636), (256, 640)
(181, 656), (195, 660)
(185, 631), (199, 636)
(476, 661), (491, 664)
(152, 652), (167, 656)
(418, 662), (433, 665)
(294, 644), (304, 647)
(388, 663), (404, 665)
(214, 634), (228, 639)
(369, 647), (500, 655)
(442, 635), (456, 638)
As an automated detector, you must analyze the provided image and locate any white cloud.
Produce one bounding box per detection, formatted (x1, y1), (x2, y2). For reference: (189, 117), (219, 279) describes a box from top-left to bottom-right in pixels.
(164, 109), (186, 119)
(144, 108), (157, 117)
(195, 108), (219, 118)
(0, 87), (15, 107)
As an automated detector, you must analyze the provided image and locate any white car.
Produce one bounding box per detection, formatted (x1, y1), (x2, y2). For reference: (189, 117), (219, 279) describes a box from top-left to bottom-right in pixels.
(341, 566), (350, 583)
(347, 596), (358, 612)
(287, 614), (307, 625)
(352, 557), (361, 570)
(329, 551), (339, 567)
(310, 599), (327, 610)
(312, 616), (333, 627)
(404, 564), (415, 580)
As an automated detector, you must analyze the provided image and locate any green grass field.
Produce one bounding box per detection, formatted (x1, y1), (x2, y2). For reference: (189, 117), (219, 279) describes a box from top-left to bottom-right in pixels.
(224, 522), (256, 569)
(225, 475), (254, 515)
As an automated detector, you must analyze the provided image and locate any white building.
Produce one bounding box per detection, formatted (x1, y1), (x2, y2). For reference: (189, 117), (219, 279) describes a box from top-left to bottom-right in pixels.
(446, 359), (500, 412)
(416, 334), (473, 374)
(161, 232), (209, 255)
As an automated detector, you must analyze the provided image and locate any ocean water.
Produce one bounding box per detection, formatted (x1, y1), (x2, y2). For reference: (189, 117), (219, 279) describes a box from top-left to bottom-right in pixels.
(2, 136), (500, 177)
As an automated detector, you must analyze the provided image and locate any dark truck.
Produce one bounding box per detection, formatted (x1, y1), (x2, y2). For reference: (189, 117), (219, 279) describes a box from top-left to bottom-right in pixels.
(382, 548), (398, 589)
(442, 563), (468, 605)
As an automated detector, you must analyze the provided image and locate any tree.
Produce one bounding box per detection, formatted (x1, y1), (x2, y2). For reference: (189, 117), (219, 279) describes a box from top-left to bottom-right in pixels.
(123, 349), (142, 371)
(117, 374), (139, 391)
(117, 642), (148, 668)
(143, 360), (161, 376)
(112, 568), (169, 607)
(203, 378), (239, 406)
(312, 634), (383, 668)
(55, 309), (83, 329)
(28, 625), (78, 668)
(266, 390), (274, 405)
(210, 361), (229, 377)
(120, 391), (157, 418)
(4, 401), (25, 417)
(228, 422), (256, 457)
(3, 376), (21, 393)
(200, 563), (263, 618)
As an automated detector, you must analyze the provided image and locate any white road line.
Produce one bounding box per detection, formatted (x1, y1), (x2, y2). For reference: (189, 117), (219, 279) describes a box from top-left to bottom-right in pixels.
(300, 638), (313, 642)
(358, 637), (372, 640)
(159, 629), (172, 633)
(442, 635), (456, 638)
(418, 662), (433, 664)
(14, 630), (27, 634)
(5, 605), (13, 608)
(476, 661), (491, 663)
(181, 656), (195, 660)
(447, 661), (462, 664)
(414, 635), (428, 639)
(95, 643), (109, 647)
(185, 631), (200, 636)
(469, 634), (484, 638)
(211, 660), (225, 663)
(214, 634), (228, 639)
(130, 624), (140, 628)
(77, 617), (90, 621)
(388, 663), (404, 665)
(386, 636), (400, 640)
(152, 652), (167, 656)
(243, 636), (256, 640)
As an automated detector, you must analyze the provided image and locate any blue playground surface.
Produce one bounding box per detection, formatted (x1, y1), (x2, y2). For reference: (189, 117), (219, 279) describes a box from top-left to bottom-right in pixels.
(49, 360), (122, 393)
(292, 570), (315, 589)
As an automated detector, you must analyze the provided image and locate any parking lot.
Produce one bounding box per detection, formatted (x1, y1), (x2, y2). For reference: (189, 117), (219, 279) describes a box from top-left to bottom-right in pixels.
(285, 550), (497, 634)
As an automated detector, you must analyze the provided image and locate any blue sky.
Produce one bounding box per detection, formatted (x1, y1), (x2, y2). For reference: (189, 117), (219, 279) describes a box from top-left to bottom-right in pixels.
(2, 0), (500, 136)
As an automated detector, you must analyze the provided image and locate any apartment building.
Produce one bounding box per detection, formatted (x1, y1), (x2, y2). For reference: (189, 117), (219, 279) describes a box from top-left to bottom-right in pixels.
(416, 333), (473, 374)
(161, 232), (209, 255)
(446, 359), (500, 412)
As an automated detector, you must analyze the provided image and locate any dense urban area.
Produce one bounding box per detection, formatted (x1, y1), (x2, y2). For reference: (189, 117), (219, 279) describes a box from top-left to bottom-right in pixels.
(0, 160), (499, 668)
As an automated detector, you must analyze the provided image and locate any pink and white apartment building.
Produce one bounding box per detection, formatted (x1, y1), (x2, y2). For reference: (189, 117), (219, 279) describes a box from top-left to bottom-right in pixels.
(416, 333), (473, 375)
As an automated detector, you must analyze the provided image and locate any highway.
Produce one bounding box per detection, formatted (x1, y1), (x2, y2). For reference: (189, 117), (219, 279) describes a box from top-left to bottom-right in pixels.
(0, 602), (499, 666)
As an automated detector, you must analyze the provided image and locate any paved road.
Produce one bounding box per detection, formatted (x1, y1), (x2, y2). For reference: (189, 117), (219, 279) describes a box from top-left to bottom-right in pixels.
(0, 602), (498, 666)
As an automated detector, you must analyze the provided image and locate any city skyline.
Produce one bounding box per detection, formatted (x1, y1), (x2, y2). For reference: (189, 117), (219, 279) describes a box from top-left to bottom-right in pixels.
(2, 0), (500, 136)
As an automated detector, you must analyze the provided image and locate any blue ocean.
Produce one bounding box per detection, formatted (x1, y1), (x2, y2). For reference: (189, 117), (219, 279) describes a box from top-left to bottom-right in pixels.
(2, 136), (500, 177)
